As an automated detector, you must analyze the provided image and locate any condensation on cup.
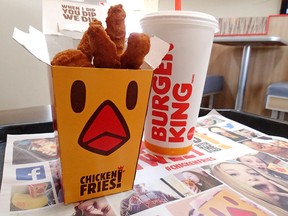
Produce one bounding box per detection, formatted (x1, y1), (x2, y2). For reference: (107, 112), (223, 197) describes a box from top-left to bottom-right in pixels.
(140, 11), (219, 156)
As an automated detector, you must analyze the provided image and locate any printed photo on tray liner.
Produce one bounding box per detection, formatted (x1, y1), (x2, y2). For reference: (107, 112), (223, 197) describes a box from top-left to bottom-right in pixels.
(161, 167), (222, 198)
(12, 138), (58, 164)
(233, 128), (262, 139)
(197, 116), (224, 127)
(72, 197), (116, 216)
(165, 186), (274, 216)
(193, 140), (223, 153)
(13, 161), (63, 208)
(105, 180), (180, 216)
(120, 183), (178, 216)
(207, 126), (248, 142)
(192, 131), (233, 154)
(240, 136), (288, 160)
(209, 159), (288, 216)
(49, 159), (64, 203)
(237, 152), (288, 181)
(10, 182), (55, 211)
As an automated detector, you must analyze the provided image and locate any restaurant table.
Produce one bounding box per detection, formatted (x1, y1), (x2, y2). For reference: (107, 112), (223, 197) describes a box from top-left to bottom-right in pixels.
(213, 36), (288, 111)
(1, 105), (288, 188)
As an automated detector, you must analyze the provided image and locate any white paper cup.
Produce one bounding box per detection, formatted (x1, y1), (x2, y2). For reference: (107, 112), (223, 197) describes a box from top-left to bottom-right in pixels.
(140, 11), (218, 156)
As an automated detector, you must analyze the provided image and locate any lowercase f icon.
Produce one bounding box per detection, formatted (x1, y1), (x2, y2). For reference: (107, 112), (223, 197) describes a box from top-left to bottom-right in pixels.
(16, 166), (46, 181)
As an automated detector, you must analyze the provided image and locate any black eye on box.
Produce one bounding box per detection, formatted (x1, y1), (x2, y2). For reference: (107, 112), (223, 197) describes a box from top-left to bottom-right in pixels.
(126, 81), (138, 110)
(71, 80), (86, 113)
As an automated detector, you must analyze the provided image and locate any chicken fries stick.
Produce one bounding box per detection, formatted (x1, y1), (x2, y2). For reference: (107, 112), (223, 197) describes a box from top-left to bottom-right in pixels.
(87, 24), (121, 68)
(120, 33), (150, 69)
(105, 4), (126, 55)
(51, 49), (93, 67)
(77, 19), (102, 62)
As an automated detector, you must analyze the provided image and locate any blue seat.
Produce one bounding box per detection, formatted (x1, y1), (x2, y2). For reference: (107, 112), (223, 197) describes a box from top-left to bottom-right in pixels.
(265, 82), (288, 120)
(202, 75), (224, 108)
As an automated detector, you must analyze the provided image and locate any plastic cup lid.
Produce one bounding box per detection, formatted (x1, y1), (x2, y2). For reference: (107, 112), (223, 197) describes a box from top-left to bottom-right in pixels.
(140, 11), (219, 33)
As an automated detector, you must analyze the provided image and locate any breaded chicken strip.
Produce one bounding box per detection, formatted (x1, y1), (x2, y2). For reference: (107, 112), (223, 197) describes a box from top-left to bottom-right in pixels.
(87, 24), (121, 68)
(105, 4), (126, 55)
(77, 19), (102, 61)
(120, 33), (150, 69)
(51, 49), (93, 67)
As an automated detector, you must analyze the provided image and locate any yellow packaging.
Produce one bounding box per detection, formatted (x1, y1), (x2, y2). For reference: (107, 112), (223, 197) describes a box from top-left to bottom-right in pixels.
(50, 66), (153, 204)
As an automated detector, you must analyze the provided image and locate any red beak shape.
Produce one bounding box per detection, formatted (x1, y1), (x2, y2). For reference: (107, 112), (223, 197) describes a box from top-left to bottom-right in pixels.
(78, 100), (130, 155)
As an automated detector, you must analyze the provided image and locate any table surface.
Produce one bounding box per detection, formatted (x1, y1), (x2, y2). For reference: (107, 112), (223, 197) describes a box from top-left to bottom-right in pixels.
(0, 105), (52, 127)
(214, 35), (288, 46)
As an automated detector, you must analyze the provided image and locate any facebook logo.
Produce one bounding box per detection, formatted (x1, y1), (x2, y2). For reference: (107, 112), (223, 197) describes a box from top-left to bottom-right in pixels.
(16, 166), (46, 181)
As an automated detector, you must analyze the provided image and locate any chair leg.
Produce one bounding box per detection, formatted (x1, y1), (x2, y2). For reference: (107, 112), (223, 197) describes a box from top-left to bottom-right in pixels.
(271, 110), (278, 119)
(208, 95), (214, 109)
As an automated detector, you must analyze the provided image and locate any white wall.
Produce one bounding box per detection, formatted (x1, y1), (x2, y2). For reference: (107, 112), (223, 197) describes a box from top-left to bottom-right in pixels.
(0, 0), (283, 111)
(0, 0), (50, 111)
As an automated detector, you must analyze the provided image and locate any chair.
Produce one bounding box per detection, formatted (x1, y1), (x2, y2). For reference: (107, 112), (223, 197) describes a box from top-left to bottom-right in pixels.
(265, 82), (288, 120)
(202, 75), (224, 108)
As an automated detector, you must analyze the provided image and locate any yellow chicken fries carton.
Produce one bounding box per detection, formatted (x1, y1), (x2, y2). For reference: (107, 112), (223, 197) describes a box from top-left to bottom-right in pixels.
(12, 23), (169, 203)
(50, 66), (153, 203)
